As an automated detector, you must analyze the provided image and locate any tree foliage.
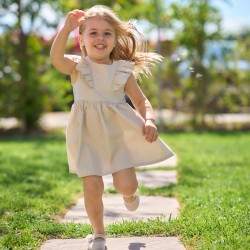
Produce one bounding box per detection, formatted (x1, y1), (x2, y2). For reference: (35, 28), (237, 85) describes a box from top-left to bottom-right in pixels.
(0, 0), (156, 132)
(0, 0), (62, 131)
(167, 0), (223, 126)
(0, 0), (249, 132)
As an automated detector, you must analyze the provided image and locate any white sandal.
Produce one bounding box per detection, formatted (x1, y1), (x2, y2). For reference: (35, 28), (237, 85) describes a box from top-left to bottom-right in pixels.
(123, 194), (140, 211)
(86, 234), (107, 250)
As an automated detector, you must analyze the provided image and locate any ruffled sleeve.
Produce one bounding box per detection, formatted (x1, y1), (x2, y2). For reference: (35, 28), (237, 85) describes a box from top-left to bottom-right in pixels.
(75, 57), (93, 88)
(113, 60), (134, 91)
(71, 55), (82, 63)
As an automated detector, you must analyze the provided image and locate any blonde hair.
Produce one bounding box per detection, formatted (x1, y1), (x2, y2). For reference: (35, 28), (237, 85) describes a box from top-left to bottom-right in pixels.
(79, 5), (162, 79)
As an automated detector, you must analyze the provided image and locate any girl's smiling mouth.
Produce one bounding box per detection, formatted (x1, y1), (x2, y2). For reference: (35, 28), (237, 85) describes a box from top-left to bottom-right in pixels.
(94, 44), (107, 49)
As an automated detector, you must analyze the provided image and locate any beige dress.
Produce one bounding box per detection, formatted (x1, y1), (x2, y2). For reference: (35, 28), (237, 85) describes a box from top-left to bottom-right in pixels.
(66, 56), (174, 177)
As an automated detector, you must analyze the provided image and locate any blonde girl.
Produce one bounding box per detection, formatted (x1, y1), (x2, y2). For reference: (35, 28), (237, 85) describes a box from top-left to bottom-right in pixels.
(50, 5), (173, 250)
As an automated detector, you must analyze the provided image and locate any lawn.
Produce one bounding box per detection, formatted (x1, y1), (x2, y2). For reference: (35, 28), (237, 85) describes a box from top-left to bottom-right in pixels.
(0, 131), (249, 249)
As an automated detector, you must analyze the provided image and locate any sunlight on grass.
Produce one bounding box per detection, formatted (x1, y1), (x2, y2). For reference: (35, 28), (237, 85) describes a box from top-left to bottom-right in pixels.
(160, 132), (250, 249)
(0, 132), (249, 249)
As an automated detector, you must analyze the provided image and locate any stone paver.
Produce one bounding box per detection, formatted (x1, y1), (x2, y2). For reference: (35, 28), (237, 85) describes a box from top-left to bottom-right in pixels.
(41, 237), (185, 250)
(103, 170), (177, 189)
(62, 196), (179, 225)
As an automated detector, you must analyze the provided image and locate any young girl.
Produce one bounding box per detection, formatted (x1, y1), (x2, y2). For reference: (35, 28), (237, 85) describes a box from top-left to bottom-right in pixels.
(50, 5), (174, 250)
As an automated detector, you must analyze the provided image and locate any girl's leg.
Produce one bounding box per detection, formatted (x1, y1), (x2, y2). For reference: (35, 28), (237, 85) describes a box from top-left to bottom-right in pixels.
(82, 176), (105, 235)
(112, 168), (138, 203)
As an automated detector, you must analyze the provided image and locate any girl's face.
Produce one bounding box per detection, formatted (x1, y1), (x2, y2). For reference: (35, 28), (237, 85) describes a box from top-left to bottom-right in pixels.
(81, 17), (116, 64)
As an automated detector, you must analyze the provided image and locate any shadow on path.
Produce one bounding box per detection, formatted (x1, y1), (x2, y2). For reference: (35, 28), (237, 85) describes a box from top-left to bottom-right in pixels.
(128, 242), (146, 249)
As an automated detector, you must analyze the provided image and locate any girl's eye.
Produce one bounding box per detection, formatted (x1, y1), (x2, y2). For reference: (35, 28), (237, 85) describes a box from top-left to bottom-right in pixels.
(104, 32), (111, 36)
(90, 32), (97, 36)
(88, 31), (113, 37)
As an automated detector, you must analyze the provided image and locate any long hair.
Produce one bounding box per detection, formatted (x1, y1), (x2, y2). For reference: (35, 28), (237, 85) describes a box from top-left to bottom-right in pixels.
(78, 5), (162, 79)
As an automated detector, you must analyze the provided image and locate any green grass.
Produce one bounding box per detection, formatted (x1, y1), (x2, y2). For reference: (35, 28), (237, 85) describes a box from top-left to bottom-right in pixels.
(163, 131), (250, 249)
(0, 133), (87, 249)
(0, 131), (249, 249)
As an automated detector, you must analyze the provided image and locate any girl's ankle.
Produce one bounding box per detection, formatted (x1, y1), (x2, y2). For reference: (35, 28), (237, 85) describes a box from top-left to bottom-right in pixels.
(93, 232), (106, 237)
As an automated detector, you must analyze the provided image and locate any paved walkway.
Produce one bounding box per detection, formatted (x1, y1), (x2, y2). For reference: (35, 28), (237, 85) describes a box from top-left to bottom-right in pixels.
(41, 237), (185, 250)
(41, 155), (186, 250)
(62, 196), (179, 224)
(1, 110), (249, 130)
(37, 111), (250, 129)
(34, 111), (186, 250)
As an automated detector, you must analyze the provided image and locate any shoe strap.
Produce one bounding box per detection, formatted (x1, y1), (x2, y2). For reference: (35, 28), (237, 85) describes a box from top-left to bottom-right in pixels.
(123, 193), (136, 198)
(93, 234), (106, 240)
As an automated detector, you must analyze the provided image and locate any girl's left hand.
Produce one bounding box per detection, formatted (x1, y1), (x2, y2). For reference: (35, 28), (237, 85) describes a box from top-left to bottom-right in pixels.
(142, 120), (158, 143)
(64, 9), (85, 33)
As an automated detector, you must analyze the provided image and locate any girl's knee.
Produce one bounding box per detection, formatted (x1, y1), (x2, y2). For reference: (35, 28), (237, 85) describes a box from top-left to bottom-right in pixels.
(124, 183), (138, 196)
(114, 178), (138, 196)
(82, 176), (104, 196)
(112, 168), (138, 195)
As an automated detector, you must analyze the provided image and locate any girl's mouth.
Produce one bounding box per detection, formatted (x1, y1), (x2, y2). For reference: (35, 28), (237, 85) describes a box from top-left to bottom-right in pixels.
(94, 44), (106, 49)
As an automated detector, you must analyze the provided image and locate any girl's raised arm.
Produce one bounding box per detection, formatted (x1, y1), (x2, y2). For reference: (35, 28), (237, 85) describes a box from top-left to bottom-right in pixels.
(50, 10), (85, 75)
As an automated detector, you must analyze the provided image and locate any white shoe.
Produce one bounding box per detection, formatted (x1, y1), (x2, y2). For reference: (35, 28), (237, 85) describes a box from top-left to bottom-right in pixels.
(123, 194), (140, 211)
(86, 234), (106, 250)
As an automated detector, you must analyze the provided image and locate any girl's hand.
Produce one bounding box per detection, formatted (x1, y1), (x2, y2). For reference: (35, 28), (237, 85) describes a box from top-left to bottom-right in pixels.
(63, 9), (85, 33)
(142, 120), (158, 143)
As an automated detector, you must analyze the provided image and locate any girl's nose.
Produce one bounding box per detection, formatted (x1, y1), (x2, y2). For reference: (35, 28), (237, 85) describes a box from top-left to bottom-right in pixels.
(97, 34), (105, 40)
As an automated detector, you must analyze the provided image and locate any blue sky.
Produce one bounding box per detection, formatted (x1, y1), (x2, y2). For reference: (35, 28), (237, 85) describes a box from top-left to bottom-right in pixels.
(212, 0), (250, 33)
